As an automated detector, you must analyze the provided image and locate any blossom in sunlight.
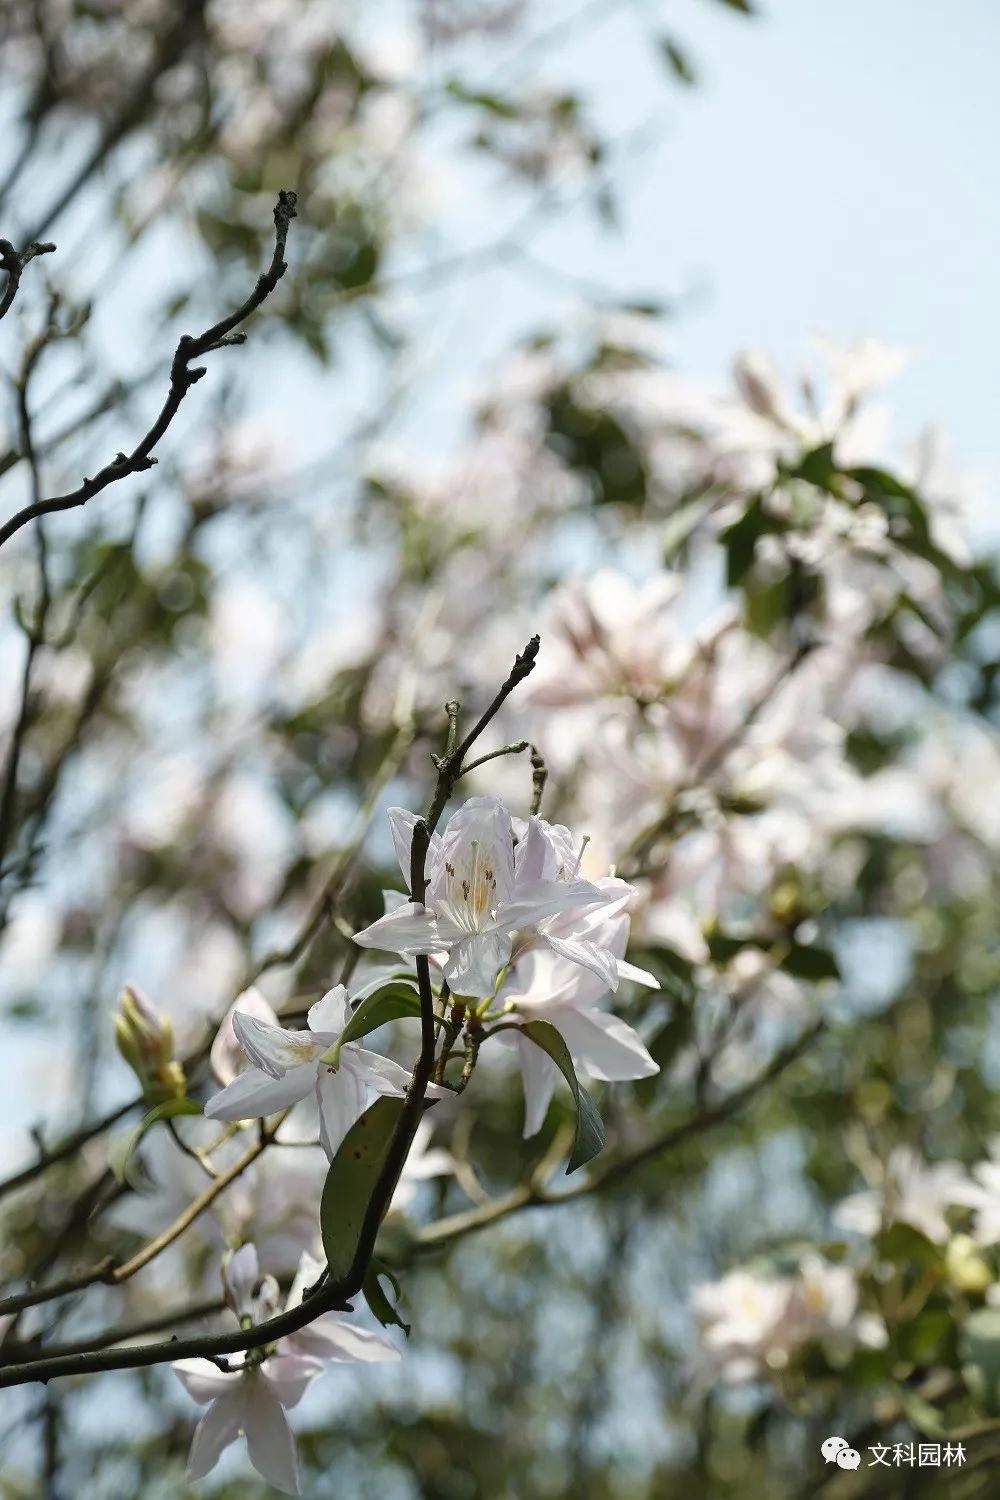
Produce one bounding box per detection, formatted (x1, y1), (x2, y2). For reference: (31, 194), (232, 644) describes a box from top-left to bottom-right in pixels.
(834, 1146), (972, 1245)
(352, 796), (611, 997)
(204, 985), (445, 1160)
(173, 1245), (399, 1493)
(692, 1256), (884, 1384)
(946, 1137), (1000, 1248)
(493, 866), (660, 1137)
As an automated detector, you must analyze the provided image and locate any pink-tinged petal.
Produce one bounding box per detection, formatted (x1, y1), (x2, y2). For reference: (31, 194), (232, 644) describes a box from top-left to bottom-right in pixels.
(233, 1012), (322, 1079)
(261, 1349), (326, 1408)
(222, 1243), (260, 1319)
(315, 1064), (367, 1161)
(499, 877), (609, 930)
(204, 1063), (317, 1121)
(552, 1006), (659, 1082)
(186, 1389), (245, 1482)
(429, 796), (516, 928)
(513, 1029), (559, 1138)
(542, 932), (620, 993)
(352, 903), (447, 957)
(388, 807), (442, 886)
(211, 988), (279, 1085)
(617, 957), (659, 988)
(293, 1312), (401, 1363)
(242, 1374), (300, 1494)
(513, 817), (554, 883)
(173, 1358), (242, 1404)
(444, 929), (512, 998)
(307, 985), (350, 1035)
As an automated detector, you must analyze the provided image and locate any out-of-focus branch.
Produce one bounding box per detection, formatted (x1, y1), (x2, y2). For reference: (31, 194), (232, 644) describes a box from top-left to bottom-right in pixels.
(0, 191), (297, 550)
(413, 1019), (825, 1250)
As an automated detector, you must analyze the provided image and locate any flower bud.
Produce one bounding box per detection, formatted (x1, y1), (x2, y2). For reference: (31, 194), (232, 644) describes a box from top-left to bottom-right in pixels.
(114, 985), (186, 1104)
(946, 1234), (993, 1294)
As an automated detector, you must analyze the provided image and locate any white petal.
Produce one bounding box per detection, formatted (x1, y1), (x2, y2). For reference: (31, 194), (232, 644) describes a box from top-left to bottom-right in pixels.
(543, 932), (620, 992)
(444, 929), (512, 998)
(344, 1047), (448, 1101)
(285, 1250), (326, 1312)
(348, 1047), (412, 1096)
(223, 1243), (260, 1319)
(505, 1030), (558, 1138)
(352, 903), (447, 957)
(173, 1358), (242, 1404)
(261, 1349), (325, 1408)
(315, 1064), (367, 1161)
(211, 988), (279, 1085)
(204, 1063), (316, 1121)
(293, 1312), (401, 1363)
(307, 985), (350, 1035)
(186, 1389), (245, 1481)
(617, 957), (659, 988)
(233, 1012), (322, 1078)
(513, 816), (555, 882)
(242, 1374), (300, 1494)
(553, 1006), (659, 1082)
(387, 806), (442, 885)
(429, 795), (516, 928)
(499, 877), (609, 929)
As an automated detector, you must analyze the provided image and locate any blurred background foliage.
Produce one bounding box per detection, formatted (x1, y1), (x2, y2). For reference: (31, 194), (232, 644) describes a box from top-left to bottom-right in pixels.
(1, 1), (999, 1497)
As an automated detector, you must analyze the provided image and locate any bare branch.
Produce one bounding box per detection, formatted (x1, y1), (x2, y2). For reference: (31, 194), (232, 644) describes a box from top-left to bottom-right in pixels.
(0, 191), (297, 550)
(0, 237), (55, 322)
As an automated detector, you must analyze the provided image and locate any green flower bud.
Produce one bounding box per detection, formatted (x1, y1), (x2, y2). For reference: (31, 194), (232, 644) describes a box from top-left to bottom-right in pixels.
(114, 985), (186, 1104)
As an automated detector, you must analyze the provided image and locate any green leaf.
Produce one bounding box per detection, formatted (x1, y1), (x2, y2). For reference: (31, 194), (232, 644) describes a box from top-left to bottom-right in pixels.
(712, 0), (755, 11)
(781, 944), (841, 982)
(320, 1097), (410, 1282)
(363, 1257), (410, 1336)
(110, 1096), (202, 1185)
(445, 79), (519, 118)
(520, 1020), (606, 1173)
(659, 38), (697, 85)
(720, 495), (768, 585)
(961, 1308), (1000, 1414)
(336, 982), (423, 1051)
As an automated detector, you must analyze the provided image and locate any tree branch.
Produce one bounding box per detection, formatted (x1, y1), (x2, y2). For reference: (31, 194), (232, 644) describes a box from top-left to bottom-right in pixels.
(0, 190), (297, 550)
(0, 237), (55, 322)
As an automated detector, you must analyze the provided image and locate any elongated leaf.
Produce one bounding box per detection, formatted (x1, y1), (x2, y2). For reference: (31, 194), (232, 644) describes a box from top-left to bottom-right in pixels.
(110, 1096), (202, 1185)
(337, 982), (423, 1050)
(363, 1256), (410, 1336)
(521, 1019), (606, 1173)
(321, 1097), (409, 1281)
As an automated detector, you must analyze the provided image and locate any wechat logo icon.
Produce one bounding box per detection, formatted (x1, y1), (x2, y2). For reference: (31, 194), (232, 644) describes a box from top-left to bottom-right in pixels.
(821, 1436), (861, 1469)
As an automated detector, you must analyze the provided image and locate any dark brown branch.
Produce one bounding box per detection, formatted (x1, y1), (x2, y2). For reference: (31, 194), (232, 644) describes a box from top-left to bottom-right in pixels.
(0, 191), (297, 551)
(0, 237), (55, 322)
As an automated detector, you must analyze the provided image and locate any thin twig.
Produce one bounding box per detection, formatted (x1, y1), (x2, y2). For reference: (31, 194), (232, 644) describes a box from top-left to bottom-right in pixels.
(0, 191), (297, 549)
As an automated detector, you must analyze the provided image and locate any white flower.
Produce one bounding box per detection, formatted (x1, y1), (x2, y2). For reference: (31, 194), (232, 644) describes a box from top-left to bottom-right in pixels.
(834, 1146), (971, 1245)
(947, 1137), (1000, 1247)
(204, 985), (444, 1160)
(352, 796), (610, 998)
(211, 986), (280, 1086)
(692, 1267), (796, 1383)
(173, 1246), (398, 1494)
(494, 884), (660, 1136)
(692, 1256), (884, 1385)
